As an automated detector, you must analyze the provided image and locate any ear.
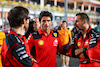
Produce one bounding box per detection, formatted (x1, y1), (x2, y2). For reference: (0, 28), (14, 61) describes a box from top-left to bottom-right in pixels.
(51, 21), (52, 24)
(61, 24), (62, 26)
(83, 20), (86, 26)
(23, 18), (26, 24)
(84, 20), (87, 24)
(66, 24), (68, 26)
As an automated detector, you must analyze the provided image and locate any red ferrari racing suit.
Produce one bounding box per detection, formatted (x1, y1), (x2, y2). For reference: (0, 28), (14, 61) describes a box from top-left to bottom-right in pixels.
(68, 26), (100, 67)
(27, 28), (62, 67)
(1, 29), (38, 67)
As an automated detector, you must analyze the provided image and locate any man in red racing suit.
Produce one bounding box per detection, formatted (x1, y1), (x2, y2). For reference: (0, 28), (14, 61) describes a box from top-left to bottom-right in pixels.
(1, 6), (38, 67)
(2, 29), (38, 67)
(66, 13), (100, 67)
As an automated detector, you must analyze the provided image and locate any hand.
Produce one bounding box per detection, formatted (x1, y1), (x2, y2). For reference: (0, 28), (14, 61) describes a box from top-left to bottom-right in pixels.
(79, 53), (85, 58)
(75, 48), (84, 56)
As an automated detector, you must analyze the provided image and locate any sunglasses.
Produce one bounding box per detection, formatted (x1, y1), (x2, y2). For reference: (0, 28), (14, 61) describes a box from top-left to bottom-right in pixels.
(26, 17), (30, 20)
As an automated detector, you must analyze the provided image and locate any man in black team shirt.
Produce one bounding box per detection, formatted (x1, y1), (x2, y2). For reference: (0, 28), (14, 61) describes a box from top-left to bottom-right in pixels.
(25, 17), (40, 39)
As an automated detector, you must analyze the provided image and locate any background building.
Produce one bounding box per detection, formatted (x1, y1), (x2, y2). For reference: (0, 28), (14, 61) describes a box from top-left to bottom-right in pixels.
(0, 0), (100, 30)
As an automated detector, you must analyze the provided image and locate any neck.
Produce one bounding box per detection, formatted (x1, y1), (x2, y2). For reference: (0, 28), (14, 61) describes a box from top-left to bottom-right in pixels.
(82, 25), (89, 35)
(12, 26), (25, 35)
(41, 28), (51, 36)
(34, 27), (38, 31)
(63, 27), (66, 30)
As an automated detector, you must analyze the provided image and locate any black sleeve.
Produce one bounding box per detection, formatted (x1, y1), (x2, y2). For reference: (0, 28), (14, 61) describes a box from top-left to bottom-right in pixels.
(11, 44), (33, 67)
(7, 34), (33, 67)
(30, 46), (36, 60)
(24, 30), (31, 39)
(83, 48), (89, 59)
(24, 22), (33, 39)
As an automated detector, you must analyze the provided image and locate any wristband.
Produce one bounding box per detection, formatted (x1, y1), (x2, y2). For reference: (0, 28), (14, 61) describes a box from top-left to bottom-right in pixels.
(83, 48), (89, 59)
(71, 48), (76, 57)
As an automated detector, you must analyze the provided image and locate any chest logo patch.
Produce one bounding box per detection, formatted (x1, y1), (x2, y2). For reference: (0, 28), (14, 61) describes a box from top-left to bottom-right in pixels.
(53, 39), (58, 46)
(38, 40), (44, 45)
(53, 33), (57, 37)
(84, 40), (89, 45)
(77, 42), (81, 46)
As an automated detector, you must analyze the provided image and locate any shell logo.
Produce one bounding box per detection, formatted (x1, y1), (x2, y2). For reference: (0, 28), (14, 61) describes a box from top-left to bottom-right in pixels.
(77, 42), (81, 46)
(38, 40), (44, 45)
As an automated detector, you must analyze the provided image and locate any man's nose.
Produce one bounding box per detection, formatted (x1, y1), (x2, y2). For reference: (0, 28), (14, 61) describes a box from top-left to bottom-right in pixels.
(45, 21), (49, 25)
(45, 20), (49, 23)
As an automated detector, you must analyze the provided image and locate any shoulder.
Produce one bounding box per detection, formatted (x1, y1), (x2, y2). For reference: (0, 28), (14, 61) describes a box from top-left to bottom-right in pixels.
(57, 27), (63, 32)
(52, 30), (59, 37)
(31, 31), (42, 39)
(67, 29), (71, 32)
(6, 34), (22, 49)
(0, 32), (5, 34)
(7, 34), (21, 43)
(74, 31), (82, 39)
(89, 29), (100, 38)
(0, 32), (5, 36)
(67, 28), (70, 30)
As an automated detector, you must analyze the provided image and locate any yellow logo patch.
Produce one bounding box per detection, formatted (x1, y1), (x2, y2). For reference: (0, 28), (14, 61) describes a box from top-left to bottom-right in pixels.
(77, 42), (81, 46)
(53, 33), (57, 37)
(38, 40), (44, 45)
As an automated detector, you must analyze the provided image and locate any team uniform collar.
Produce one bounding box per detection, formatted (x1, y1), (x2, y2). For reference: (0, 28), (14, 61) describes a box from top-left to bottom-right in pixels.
(80, 26), (91, 35)
(80, 26), (92, 39)
(38, 28), (53, 35)
(9, 29), (26, 41)
(9, 29), (19, 35)
(87, 26), (92, 33)
(61, 27), (68, 31)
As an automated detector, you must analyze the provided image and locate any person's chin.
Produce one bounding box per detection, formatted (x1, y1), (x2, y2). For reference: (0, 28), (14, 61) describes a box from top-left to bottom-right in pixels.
(25, 27), (28, 31)
(44, 28), (48, 30)
(78, 28), (82, 30)
(45, 28), (48, 30)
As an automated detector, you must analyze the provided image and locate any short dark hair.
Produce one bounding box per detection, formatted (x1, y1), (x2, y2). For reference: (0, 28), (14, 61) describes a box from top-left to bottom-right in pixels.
(76, 13), (89, 24)
(62, 21), (67, 23)
(97, 21), (100, 25)
(39, 11), (53, 21)
(8, 6), (29, 27)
